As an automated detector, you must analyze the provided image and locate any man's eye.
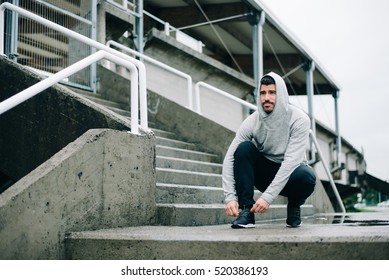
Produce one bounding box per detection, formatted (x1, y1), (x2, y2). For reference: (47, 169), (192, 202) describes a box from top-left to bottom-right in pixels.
(260, 91), (276, 95)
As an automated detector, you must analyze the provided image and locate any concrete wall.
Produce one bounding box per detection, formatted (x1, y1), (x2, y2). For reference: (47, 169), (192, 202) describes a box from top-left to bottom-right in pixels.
(148, 90), (236, 161)
(145, 29), (256, 98)
(308, 178), (335, 213)
(0, 129), (156, 259)
(0, 56), (132, 183)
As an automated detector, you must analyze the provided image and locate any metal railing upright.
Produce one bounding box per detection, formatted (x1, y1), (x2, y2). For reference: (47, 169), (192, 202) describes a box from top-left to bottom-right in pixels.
(309, 130), (346, 213)
(0, 2), (148, 133)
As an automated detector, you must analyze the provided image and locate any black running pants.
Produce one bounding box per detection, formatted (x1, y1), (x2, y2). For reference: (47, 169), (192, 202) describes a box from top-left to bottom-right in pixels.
(233, 141), (316, 209)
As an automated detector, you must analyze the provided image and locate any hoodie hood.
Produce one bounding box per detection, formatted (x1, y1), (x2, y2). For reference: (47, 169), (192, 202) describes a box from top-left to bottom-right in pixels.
(257, 71), (290, 124)
(256, 72), (291, 160)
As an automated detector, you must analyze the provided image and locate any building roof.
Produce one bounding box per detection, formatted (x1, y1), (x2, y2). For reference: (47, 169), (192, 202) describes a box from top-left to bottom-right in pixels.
(143, 0), (340, 96)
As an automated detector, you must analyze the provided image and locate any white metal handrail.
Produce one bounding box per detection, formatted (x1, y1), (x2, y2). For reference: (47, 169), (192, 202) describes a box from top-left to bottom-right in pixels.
(0, 50), (141, 134)
(309, 130), (346, 213)
(106, 40), (193, 110)
(0, 2), (148, 131)
(194, 81), (257, 114)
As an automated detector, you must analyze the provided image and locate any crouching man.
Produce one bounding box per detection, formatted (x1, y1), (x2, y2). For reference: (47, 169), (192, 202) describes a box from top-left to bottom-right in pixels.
(222, 72), (316, 228)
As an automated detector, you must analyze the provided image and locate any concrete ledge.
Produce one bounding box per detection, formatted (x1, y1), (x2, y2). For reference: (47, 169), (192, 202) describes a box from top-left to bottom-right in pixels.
(0, 129), (156, 259)
(148, 90), (236, 160)
(66, 216), (389, 259)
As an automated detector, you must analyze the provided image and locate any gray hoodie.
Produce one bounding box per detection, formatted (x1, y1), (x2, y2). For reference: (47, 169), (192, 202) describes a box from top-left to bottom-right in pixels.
(222, 72), (311, 205)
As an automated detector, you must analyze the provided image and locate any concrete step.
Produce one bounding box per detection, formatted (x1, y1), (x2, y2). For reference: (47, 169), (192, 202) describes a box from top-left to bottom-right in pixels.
(78, 93), (179, 138)
(156, 183), (225, 204)
(156, 183), (288, 205)
(156, 156), (222, 173)
(156, 136), (199, 151)
(65, 215), (389, 260)
(155, 203), (315, 226)
(156, 203), (229, 226)
(156, 145), (220, 163)
(77, 92), (129, 111)
(104, 105), (131, 118)
(151, 128), (177, 139)
(156, 167), (222, 188)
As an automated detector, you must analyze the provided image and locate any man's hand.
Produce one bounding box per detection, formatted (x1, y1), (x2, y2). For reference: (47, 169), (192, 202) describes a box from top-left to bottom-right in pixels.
(225, 200), (239, 216)
(251, 197), (269, 213)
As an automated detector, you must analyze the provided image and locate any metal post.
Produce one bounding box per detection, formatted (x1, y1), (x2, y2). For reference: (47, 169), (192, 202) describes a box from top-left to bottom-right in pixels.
(164, 22), (170, 36)
(333, 90), (342, 169)
(305, 60), (316, 162)
(135, 0), (144, 54)
(91, 0), (98, 93)
(8, 0), (19, 61)
(258, 11), (265, 80)
(249, 10), (265, 104)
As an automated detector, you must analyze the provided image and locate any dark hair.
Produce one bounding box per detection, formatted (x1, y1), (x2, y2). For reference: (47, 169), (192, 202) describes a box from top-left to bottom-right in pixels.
(260, 75), (275, 86)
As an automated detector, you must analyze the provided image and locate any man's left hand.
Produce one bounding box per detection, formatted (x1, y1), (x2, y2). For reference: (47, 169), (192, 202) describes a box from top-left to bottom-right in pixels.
(251, 197), (269, 213)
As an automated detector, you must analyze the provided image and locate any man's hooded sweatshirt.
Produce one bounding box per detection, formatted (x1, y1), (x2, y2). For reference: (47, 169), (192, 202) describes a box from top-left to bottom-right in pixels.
(222, 72), (311, 205)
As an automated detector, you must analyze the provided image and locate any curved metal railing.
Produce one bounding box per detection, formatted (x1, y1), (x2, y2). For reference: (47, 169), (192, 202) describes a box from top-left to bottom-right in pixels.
(0, 2), (148, 133)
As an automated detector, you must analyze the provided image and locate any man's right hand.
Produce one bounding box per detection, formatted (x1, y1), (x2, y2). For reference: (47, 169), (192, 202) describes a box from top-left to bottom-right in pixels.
(225, 200), (239, 216)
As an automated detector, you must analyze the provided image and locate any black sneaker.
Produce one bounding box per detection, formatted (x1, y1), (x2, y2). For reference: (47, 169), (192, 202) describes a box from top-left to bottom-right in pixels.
(286, 204), (301, 228)
(231, 208), (255, 229)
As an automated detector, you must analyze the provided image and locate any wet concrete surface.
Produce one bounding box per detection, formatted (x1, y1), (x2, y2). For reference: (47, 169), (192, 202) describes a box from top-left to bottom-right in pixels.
(67, 207), (389, 259)
(70, 206), (389, 243)
(257, 206), (389, 227)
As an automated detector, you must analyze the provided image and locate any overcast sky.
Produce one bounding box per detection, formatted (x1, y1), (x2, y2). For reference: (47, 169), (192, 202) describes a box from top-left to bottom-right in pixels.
(259, 0), (389, 181)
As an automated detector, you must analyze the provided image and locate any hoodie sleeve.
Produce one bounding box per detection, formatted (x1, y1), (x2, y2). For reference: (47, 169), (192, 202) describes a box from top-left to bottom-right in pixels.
(260, 112), (310, 204)
(222, 112), (257, 203)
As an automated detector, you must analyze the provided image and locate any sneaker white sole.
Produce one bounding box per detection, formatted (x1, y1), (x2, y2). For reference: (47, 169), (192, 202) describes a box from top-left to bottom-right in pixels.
(286, 222), (302, 228)
(231, 223), (256, 229)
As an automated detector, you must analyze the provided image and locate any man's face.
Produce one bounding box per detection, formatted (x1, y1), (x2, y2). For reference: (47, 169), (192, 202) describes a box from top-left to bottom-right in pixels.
(259, 84), (276, 113)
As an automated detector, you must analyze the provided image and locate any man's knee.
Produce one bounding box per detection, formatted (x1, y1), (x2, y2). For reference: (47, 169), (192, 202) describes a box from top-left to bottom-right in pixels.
(285, 165), (316, 205)
(234, 141), (256, 159)
(291, 165), (316, 192)
(288, 164), (316, 198)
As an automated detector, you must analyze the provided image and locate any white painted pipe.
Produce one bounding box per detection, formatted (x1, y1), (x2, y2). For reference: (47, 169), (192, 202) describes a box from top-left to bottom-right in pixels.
(0, 50), (140, 134)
